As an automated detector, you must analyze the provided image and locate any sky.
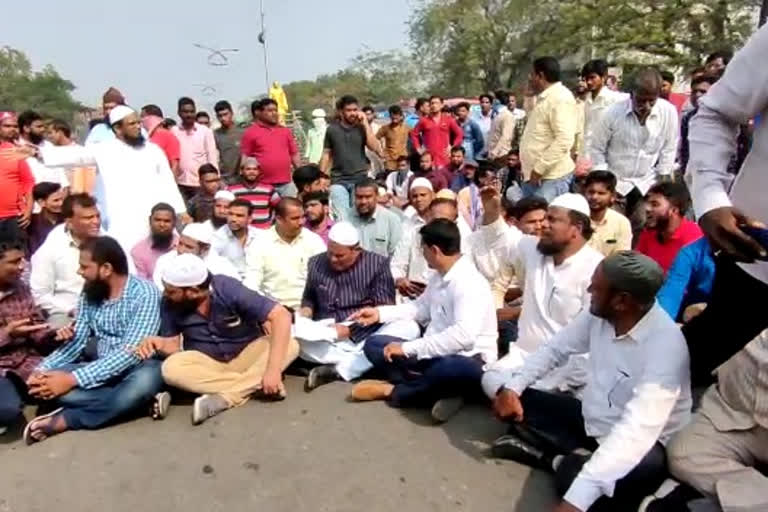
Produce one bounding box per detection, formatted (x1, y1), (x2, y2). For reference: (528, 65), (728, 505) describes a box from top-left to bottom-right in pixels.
(3, 0), (413, 116)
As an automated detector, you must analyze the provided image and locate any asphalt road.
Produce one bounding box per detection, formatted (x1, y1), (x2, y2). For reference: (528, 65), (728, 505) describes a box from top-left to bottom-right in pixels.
(0, 376), (557, 512)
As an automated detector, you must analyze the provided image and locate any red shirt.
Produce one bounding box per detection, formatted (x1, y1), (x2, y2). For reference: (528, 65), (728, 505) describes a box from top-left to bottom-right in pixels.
(636, 218), (703, 274)
(240, 122), (298, 185)
(150, 127), (181, 167)
(0, 142), (34, 219)
(666, 93), (688, 116)
(408, 167), (452, 192)
(410, 114), (464, 168)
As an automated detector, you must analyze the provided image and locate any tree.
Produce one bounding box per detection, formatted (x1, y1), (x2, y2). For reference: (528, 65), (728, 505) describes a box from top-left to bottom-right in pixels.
(0, 46), (82, 121)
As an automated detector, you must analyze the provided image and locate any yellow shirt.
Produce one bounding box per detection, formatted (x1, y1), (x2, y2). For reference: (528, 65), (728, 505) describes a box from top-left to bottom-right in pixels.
(520, 82), (577, 180)
(589, 208), (632, 257)
(243, 227), (327, 309)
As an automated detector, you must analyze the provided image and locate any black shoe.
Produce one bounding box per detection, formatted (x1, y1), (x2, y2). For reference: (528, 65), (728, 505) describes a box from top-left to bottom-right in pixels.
(305, 365), (340, 392)
(491, 434), (552, 471)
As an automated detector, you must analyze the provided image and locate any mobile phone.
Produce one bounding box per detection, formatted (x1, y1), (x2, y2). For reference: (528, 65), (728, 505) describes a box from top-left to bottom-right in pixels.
(741, 225), (768, 254)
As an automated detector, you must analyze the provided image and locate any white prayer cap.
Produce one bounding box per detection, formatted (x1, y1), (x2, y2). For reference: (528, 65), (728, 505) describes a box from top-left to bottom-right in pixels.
(161, 253), (208, 288)
(409, 177), (434, 192)
(109, 105), (135, 125)
(182, 222), (214, 245)
(550, 192), (590, 218)
(214, 190), (235, 202)
(435, 189), (456, 200)
(311, 108), (327, 118)
(328, 222), (360, 247)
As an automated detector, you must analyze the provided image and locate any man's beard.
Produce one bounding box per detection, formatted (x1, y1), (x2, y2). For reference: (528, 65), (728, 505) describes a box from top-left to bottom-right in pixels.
(307, 212), (326, 227)
(211, 215), (227, 228)
(83, 277), (110, 304)
(28, 133), (44, 145)
(168, 297), (202, 316)
(653, 214), (671, 241)
(151, 231), (174, 250)
(124, 133), (146, 148)
(537, 238), (567, 256)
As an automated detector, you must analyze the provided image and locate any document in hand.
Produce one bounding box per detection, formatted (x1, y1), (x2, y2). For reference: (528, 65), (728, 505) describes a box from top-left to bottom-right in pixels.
(292, 316), (339, 342)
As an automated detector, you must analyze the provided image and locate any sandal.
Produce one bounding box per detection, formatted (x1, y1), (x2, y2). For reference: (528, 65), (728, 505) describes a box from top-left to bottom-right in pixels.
(23, 407), (64, 446)
(150, 391), (171, 420)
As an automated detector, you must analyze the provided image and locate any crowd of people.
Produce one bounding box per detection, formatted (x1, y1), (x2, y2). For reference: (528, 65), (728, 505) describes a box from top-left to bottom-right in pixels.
(0, 23), (767, 512)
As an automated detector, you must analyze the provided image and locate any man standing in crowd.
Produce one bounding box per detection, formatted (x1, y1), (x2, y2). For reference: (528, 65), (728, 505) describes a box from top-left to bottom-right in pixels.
(636, 183), (702, 274)
(320, 95), (382, 219)
(489, 252), (690, 512)
(410, 96), (463, 169)
(347, 178), (402, 257)
(454, 102), (484, 162)
(186, 164), (221, 223)
(211, 199), (260, 279)
(130, 203), (178, 281)
(244, 198), (325, 310)
(376, 105), (411, 176)
(476, 93), (494, 143)
(298, 222), (398, 391)
(195, 112), (210, 128)
(227, 157), (281, 230)
(579, 59), (628, 169)
(213, 101), (244, 184)
(589, 68), (678, 236)
(17, 111), (68, 188)
(172, 97), (219, 201)
(140, 105), (181, 175)
(704, 50), (731, 75)
(488, 90), (526, 167)
(305, 109), (327, 165)
(85, 87), (127, 146)
(660, 71), (688, 116)
(36, 106), (187, 252)
(520, 57), (578, 201)
(362, 105), (384, 177)
(679, 75), (717, 173)
(350, 219), (498, 423)
(302, 191), (334, 245)
(0, 112), (34, 230)
(31, 194), (101, 328)
(136, 253), (297, 426)
(24, 237), (164, 444)
(27, 182), (65, 255)
(241, 98), (301, 198)
(584, 171), (632, 257)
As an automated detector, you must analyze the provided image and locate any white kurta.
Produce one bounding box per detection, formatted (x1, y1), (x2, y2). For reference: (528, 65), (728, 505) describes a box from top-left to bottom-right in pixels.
(41, 139), (187, 251)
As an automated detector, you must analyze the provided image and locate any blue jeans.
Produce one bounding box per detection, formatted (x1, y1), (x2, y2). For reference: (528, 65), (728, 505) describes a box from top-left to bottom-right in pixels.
(363, 335), (485, 408)
(329, 183), (354, 221)
(0, 376), (23, 428)
(51, 360), (164, 430)
(273, 182), (297, 198)
(522, 173), (573, 202)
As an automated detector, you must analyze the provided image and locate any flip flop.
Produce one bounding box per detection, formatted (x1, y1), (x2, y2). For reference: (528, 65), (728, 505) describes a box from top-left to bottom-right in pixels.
(150, 391), (171, 420)
(23, 407), (64, 446)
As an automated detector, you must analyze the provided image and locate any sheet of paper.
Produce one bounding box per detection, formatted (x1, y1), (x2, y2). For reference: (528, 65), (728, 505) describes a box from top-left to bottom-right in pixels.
(292, 316), (338, 342)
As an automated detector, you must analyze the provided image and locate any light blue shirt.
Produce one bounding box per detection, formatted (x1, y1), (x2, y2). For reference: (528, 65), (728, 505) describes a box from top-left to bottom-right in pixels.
(347, 206), (403, 257)
(211, 225), (260, 279)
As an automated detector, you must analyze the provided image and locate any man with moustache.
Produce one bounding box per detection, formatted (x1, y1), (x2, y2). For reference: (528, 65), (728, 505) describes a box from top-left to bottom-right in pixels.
(24, 236), (164, 445)
(302, 191), (334, 245)
(205, 190), (235, 231)
(130, 203), (179, 280)
(17, 110), (69, 188)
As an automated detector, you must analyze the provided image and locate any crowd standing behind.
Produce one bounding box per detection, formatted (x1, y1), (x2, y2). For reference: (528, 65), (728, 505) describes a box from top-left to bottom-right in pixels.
(1, 30), (768, 511)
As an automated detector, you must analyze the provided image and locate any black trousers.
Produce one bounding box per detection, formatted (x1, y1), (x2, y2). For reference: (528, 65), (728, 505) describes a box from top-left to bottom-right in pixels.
(517, 389), (667, 511)
(681, 255), (768, 386)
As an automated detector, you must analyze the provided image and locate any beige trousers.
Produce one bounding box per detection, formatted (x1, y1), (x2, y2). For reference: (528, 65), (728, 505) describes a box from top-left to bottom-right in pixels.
(668, 390), (768, 512)
(161, 337), (300, 407)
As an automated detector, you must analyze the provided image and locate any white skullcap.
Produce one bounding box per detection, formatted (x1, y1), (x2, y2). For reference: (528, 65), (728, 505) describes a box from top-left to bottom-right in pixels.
(214, 190), (235, 202)
(109, 105), (135, 125)
(328, 222), (360, 247)
(550, 193), (590, 218)
(161, 253), (209, 288)
(435, 189), (456, 200)
(409, 177), (434, 192)
(311, 108), (327, 118)
(182, 222), (214, 245)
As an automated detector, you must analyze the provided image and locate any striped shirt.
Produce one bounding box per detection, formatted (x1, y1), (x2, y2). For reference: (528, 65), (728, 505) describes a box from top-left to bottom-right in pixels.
(301, 250), (395, 342)
(227, 180), (281, 229)
(37, 275), (161, 389)
(589, 98), (679, 196)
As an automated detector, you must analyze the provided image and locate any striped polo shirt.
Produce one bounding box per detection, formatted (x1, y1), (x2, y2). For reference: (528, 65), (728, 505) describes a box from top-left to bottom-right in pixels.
(227, 180), (281, 229)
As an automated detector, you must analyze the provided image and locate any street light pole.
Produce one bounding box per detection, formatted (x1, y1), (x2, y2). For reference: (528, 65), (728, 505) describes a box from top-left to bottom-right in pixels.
(260, 0), (270, 92)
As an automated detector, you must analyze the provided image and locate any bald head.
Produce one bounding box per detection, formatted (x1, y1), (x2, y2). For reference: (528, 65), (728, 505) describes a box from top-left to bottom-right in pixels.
(633, 68), (663, 96)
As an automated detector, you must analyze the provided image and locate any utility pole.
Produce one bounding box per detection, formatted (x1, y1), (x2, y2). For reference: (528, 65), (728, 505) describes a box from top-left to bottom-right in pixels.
(259, 0), (270, 92)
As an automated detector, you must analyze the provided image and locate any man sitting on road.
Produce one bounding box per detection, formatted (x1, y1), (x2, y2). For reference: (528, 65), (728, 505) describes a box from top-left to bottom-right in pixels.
(211, 199), (260, 279)
(130, 202), (179, 280)
(136, 253), (298, 426)
(488, 252), (691, 512)
(24, 236), (165, 445)
(349, 219), (498, 424)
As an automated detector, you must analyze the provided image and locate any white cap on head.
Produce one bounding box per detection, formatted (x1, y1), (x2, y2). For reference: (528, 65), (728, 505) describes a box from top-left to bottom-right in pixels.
(182, 222), (214, 245)
(161, 253), (209, 288)
(311, 108), (327, 118)
(328, 222), (360, 247)
(409, 177), (434, 192)
(550, 193), (590, 218)
(109, 105), (135, 125)
(214, 190), (236, 202)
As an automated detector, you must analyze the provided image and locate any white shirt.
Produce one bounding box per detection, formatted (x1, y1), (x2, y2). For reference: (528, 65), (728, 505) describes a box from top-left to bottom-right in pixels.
(41, 139), (187, 252)
(689, 24), (768, 285)
(583, 87), (629, 154)
(468, 217), (523, 308)
(26, 141), (69, 187)
(590, 98), (679, 196)
(211, 225), (260, 279)
(488, 305), (691, 511)
(242, 226), (326, 309)
(153, 249), (240, 290)
(511, 107), (526, 121)
(30, 224), (84, 316)
(385, 170), (413, 201)
(378, 256), (498, 364)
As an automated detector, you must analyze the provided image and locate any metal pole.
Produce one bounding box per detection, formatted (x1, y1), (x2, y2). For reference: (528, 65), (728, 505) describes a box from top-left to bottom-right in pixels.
(261, 0), (270, 92)
(760, 0), (768, 27)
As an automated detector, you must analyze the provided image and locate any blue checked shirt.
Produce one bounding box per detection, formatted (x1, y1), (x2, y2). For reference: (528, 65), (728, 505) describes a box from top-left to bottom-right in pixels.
(37, 275), (161, 388)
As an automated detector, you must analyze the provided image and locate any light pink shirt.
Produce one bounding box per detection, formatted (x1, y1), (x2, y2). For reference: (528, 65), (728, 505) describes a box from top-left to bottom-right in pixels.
(171, 123), (219, 187)
(130, 234), (179, 280)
